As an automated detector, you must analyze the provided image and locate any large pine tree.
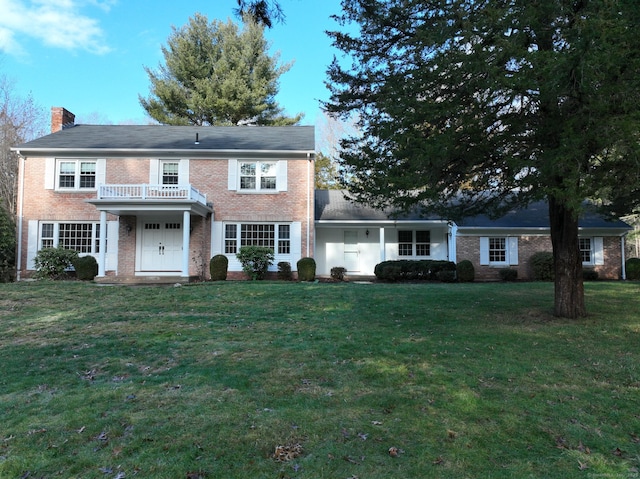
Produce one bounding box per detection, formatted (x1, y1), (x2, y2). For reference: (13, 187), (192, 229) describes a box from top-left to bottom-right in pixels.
(325, 0), (640, 318)
(140, 13), (301, 126)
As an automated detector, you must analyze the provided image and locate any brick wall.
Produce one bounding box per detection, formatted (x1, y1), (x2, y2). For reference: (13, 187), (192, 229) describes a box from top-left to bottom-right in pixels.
(18, 155), (314, 279)
(456, 234), (624, 280)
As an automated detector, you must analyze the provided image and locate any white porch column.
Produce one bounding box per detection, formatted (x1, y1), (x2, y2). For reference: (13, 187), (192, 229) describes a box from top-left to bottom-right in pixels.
(448, 222), (458, 262)
(379, 227), (385, 263)
(98, 211), (107, 277)
(182, 211), (190, 277)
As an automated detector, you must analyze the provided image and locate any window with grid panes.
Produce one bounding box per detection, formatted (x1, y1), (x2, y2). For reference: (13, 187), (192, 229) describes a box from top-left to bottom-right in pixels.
(579, 238), (592, 263)
(489, 237), (506, 262)
(239, 161), (277, 191)
(57, 160), (96, 189)
(162, 162), (179, 185)
(40, 222), (100, 254)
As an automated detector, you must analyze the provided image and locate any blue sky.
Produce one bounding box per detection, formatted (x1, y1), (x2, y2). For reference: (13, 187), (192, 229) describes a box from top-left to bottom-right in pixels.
(0, 0), (345, 126)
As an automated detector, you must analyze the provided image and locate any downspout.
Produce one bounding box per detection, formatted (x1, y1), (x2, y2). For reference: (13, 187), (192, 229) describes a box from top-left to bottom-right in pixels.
(16, 151), (25, 281)
(621, 234), (627, 280)
(307, 152), (311, 257)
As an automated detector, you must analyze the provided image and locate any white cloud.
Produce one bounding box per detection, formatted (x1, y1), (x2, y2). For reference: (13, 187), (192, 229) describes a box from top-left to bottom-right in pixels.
(0, 0), (111, 56)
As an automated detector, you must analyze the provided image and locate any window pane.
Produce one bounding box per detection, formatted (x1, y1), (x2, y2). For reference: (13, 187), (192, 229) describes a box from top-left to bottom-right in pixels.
(241, 224), (274, 248)
(225, 224), (237, 254)
(162, 162), (179, 185)
(240, 177), (256, 189)
(59, 223), (93, 253)
(79, 162), (96, 188)
(41, 223), (54, 248)
(59, 161), (75, 188)
(489, 237), (506, 262)
(579, 238), (592, 263)
(398, 230), (412, 256)
(261, 176), (276, 189)
(278, 225), (290, 254)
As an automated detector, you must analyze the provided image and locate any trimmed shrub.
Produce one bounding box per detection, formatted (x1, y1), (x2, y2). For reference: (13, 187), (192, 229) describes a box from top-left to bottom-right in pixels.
(33, 247), (79, 280)
(209, 254), (229, 281)
(374, 260), (456, 282)
(330, 266), (347, 281)
(582, 269), (599, 281)
(437, 269), (457, 283)
(456, 260), (475, 283)
(297, 257), (316, 282)
(277, 261), (292, 281)
(530, 252), (555, 281)
(236, 246), (274, 280)
(72, 255), (98, 281)
(626, 258), (640, 280)
(499, 268), (518, 281)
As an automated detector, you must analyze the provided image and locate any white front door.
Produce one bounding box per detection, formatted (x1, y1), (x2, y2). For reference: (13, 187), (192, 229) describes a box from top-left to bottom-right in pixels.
(140, 219), (183, 271)
(344, 230), (360, 272)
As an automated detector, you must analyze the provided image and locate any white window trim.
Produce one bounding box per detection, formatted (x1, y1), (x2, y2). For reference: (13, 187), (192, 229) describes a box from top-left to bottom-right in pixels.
(480, 236), (518, 266)
(228, 159), (287, 192)
(150, 159), (189, 185)
(581, 236), (604, 266)
(54, 158), (102, 191)
(39, 221), (102, 255)
(398, 230), (431, 257)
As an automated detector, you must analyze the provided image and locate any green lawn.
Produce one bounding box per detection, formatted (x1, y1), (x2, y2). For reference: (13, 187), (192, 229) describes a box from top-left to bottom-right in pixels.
(0, 280), (639, 478)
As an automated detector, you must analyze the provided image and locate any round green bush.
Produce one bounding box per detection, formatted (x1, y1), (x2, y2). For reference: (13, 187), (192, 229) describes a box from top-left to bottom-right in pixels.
(530, 252), (555, 281)
(72, 255), (98, 281)
(626, 257), (640, 280)
(456, 260), (475, 282)
(209, 254), (229, 281)
(297, 257), (316, 282)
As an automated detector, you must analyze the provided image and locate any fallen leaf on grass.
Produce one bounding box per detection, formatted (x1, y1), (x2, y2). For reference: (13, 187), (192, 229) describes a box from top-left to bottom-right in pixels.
(612, 447), (625, 457)
(578, 460), (589, 470)
(432, 456), (445, 466)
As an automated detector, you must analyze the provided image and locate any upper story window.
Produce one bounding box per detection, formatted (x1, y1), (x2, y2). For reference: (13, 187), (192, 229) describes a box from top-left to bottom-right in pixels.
(161, 161), (179, 185)
(57, 159), (96, 190)
(398, 230), (431, 256)
(228, 159), (287, 193)
(240, 161), (277, 191)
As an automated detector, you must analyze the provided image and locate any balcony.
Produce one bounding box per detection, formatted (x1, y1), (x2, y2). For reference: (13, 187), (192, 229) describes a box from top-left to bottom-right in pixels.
(87, 184), (212, 217)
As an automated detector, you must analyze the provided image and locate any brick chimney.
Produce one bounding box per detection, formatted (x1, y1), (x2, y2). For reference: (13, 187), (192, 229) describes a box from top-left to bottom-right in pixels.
(51, 107), (76, 133)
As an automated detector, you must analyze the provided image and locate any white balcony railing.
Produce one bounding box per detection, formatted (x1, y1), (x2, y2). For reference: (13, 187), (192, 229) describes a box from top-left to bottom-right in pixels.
(97, 184), (207, 205)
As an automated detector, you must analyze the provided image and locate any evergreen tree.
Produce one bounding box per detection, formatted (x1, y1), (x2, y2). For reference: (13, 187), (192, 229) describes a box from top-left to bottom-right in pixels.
(326, 0), (640, 318)
(140, 13), (302, 126)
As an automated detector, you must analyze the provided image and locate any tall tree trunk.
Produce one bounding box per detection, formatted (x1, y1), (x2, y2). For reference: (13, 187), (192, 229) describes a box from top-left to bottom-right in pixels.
(548, 196), (586, 318)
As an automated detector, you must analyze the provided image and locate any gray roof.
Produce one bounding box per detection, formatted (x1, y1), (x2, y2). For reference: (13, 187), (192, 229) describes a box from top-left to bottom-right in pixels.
(315, 189), (631, 231)
(15, 124), (315, 155)
(315, 190), (445, 222)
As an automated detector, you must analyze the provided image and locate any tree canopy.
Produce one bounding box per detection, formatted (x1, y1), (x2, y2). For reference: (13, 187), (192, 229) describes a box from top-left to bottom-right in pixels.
(235, 0), (284, 28)
(140, 13), (301, 126)
(325, 0), (640, 318)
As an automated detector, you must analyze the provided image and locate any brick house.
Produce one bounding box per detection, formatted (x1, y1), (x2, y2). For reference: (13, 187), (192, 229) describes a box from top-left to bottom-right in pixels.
(315, 190), (631, 280)
(14, 107), (631, 282)
(14, 108), (315, 281)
